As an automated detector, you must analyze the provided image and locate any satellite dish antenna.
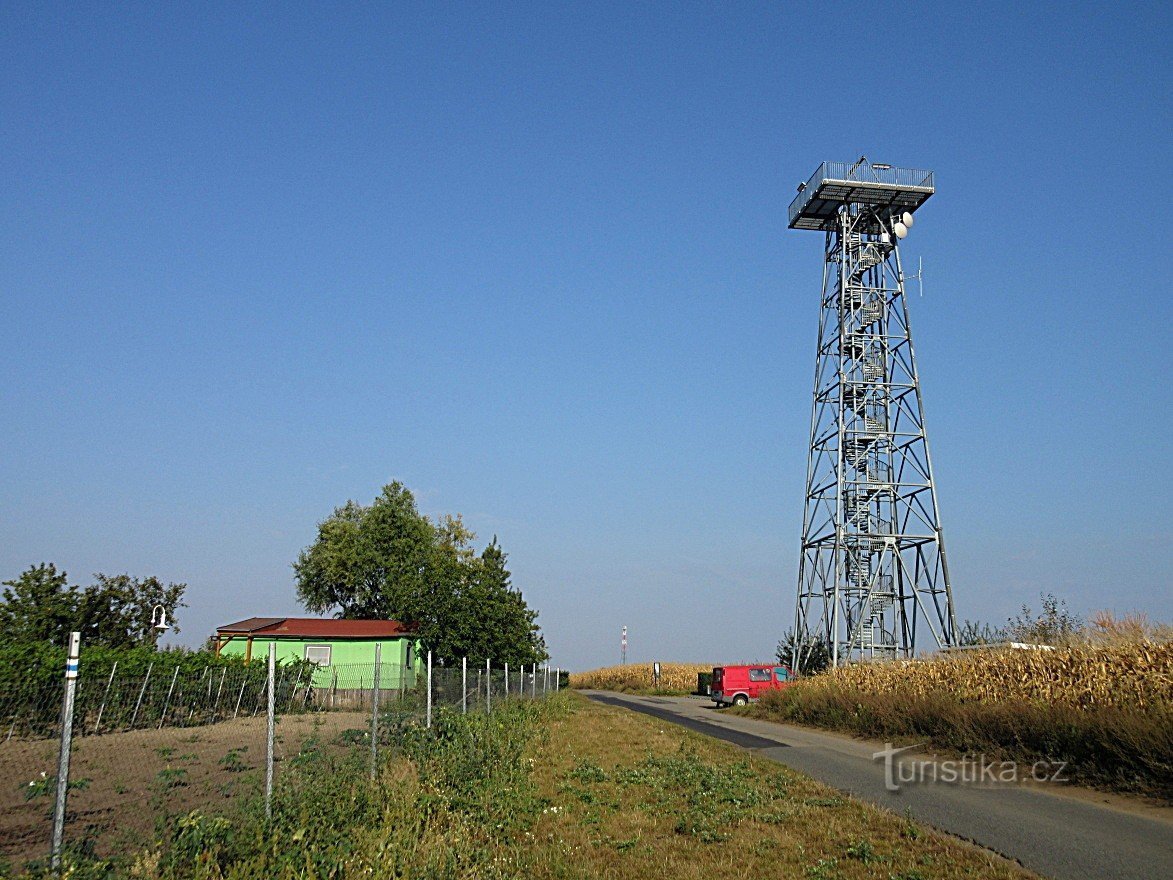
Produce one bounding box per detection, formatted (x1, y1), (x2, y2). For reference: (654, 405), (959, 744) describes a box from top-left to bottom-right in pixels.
(902, 211), (915, 228)
(894, 221), (908, 239)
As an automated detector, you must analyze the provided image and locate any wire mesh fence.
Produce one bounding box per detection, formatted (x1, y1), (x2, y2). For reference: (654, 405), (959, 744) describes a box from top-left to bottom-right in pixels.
(0, 639), (560, 871)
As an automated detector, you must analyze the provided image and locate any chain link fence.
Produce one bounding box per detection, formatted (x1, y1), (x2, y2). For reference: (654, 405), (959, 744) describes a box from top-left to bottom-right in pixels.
(0, 637), (559, 872)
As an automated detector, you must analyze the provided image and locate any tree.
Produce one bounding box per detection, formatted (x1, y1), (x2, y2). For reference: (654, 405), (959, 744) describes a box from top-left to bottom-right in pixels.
(1005, 593), (1083, 646)
(77, 573), (188, 648)
(0, 563), (78, 645)
(776, 630), (831, 676)
(293, 482), (548, 665)
(294, 483), (434, 620)
(0, 564), (186, 647)
(957, 618), (1003, 646)
(455, 538), (546, 665)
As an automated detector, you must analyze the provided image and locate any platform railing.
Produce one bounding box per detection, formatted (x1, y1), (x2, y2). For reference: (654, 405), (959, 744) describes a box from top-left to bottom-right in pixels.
(788, 161), (935, 226)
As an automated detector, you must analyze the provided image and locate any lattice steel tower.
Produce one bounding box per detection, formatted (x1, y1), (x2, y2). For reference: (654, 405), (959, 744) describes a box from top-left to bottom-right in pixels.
(789, 159), (957, 667)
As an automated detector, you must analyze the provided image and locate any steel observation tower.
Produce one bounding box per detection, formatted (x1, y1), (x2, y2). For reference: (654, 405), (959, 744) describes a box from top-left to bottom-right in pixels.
(789, 158), (958, 667)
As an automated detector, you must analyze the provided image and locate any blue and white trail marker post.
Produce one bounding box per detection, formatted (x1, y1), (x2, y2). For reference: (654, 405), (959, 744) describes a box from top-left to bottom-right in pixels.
(51, 631), (80, 871)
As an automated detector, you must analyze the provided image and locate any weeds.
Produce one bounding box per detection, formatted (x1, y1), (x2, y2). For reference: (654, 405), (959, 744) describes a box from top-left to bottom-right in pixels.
(218, 749), (248, 773)
(22, 773), (90, 801)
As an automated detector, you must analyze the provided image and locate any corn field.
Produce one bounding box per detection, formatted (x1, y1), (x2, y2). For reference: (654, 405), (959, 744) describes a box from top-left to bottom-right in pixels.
(570, 663), (712, 692)
(798, 643), (1173, 711)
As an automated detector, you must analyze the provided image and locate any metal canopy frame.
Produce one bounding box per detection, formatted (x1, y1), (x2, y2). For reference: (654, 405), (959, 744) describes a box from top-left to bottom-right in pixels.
(790, 161), (956, 668)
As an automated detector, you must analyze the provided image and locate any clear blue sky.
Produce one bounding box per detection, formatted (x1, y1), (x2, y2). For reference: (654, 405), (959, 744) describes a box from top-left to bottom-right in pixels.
(2, 3), (1169, 670)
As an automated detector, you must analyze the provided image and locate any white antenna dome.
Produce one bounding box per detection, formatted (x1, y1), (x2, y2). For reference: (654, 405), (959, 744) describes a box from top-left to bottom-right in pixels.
(894, 221), (909, 239)
(902, 211), (915, 228)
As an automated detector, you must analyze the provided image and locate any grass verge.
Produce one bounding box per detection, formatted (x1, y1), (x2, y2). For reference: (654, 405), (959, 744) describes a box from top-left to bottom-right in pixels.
(18, 694), (1040, 879)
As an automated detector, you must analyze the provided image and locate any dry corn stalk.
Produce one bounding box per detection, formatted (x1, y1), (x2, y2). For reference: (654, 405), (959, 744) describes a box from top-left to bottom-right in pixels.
(793, 643), (1172, 711)
(569, 663), (713, 692)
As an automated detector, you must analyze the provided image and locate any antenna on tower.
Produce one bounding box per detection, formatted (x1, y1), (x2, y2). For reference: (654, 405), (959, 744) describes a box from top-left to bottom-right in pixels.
(787, 160), (958, 668)
(907, 255), (925, 298)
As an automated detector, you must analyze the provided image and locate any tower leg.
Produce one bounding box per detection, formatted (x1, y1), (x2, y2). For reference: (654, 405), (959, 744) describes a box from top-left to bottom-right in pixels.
(794, 206), (956, 664)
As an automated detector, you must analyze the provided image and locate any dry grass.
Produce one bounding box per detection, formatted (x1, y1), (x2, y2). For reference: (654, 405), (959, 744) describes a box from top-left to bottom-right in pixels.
(519, 693), (1039, 879)
(1085, 610), (1173, 646)
(569, 662), (712, 693)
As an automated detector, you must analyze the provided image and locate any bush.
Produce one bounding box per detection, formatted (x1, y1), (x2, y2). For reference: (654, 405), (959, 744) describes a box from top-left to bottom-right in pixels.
(0, 643), (310, 737)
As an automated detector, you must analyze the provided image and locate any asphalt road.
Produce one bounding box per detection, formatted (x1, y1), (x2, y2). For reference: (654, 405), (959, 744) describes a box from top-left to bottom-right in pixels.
(583, 691), (1173, 880)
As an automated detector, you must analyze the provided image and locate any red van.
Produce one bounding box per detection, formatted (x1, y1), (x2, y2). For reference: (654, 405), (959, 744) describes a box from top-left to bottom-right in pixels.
(710, 664), (793, 707)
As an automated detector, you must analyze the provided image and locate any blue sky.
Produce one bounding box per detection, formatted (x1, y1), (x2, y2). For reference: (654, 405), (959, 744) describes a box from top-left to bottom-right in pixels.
(2, 3), (1169, 670)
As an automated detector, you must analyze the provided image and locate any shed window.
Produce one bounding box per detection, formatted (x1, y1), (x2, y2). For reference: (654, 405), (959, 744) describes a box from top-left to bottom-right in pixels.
(305, 645), (332, 666)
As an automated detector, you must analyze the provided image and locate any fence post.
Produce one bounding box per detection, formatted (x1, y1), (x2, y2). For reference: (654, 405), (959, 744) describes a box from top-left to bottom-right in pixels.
(233, 677), (247, 719)
(485, 658), (491, 714)
(426, 650), (433, 728)
(93, 660), (117, 734)
(130, 662), (153, 729)
(555, 666), (560, 692)
(517, 664), (522, 696)
(265, 643), (275, 820)
(504, 662), (509, 698)
(371, 643), (381, 779)
(287, 666), (303, 712)
(212, 667), (227, 722)
(158, 665), (180, 729)
(50, 631), (80, 872)
(461, 656), (467, 714)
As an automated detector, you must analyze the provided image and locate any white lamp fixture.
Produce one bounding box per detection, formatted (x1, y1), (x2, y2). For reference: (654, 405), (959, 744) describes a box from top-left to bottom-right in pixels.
(151, 604), (171, 632)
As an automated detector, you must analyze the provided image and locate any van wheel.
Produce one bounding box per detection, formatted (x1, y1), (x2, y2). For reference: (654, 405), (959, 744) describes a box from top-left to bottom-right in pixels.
(732, 694), (748, 706)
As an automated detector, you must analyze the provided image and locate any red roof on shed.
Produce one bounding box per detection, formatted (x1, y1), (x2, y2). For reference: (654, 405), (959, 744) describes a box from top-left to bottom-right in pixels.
(216, 617), (414, 639)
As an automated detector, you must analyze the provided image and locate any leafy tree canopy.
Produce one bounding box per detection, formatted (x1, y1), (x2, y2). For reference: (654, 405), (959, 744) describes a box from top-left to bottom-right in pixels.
(0, 563), (187, 648)
(294, 482), (546, 665)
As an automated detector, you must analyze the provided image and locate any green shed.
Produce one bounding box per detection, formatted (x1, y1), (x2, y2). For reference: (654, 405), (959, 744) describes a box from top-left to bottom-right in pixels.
(214, 617), (422, 690)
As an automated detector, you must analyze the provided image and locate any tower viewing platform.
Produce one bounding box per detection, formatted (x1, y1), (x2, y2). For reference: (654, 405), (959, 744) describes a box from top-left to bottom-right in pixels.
(788, 159), (934, 232)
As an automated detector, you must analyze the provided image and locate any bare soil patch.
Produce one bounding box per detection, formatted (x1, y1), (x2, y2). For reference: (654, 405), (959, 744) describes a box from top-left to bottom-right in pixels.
(0, 711), (367, 865)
